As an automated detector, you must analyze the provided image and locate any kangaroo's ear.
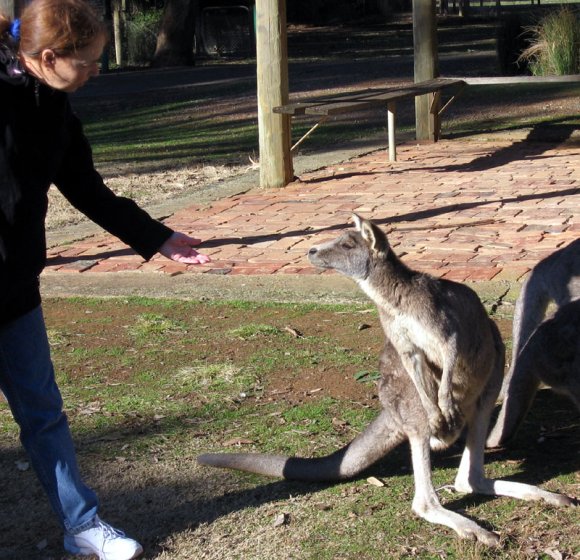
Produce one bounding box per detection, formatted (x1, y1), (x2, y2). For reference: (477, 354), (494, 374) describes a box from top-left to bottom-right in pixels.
(352, 214), (389, 254)
(352, 213), (365, 232)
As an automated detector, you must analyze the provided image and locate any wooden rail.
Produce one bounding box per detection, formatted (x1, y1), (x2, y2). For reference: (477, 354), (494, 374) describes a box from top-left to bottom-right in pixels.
(463, 75), (580, 85)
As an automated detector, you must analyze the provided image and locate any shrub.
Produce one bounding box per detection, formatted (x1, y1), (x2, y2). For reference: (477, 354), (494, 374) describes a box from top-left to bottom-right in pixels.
(125, 8), (163, 65)
(519, 7), (580, 76)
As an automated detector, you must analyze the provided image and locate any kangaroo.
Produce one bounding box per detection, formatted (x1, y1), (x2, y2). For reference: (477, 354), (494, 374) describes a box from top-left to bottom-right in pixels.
(487, 239), (580, 447)
(198, 214), (573, 546)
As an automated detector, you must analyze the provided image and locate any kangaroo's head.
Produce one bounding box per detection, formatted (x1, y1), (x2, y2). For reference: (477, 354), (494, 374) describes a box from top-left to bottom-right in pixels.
(308, 214), (390, 281)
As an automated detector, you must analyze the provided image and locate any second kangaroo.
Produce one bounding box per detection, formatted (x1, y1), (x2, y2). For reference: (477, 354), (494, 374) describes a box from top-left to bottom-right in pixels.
(487, 238), (580, 447)
(198, 215), (573, 546)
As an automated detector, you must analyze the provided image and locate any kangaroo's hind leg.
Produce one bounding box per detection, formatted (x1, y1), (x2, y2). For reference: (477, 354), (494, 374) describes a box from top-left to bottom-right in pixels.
(408, 432), (500, 546)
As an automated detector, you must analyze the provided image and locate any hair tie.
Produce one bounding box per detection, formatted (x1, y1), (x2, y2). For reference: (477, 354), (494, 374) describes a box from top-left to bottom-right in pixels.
(9, 19), (20, 41)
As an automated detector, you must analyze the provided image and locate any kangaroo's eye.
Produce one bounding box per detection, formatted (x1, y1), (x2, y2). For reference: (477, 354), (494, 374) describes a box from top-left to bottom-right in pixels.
(341, 242), (355, 250)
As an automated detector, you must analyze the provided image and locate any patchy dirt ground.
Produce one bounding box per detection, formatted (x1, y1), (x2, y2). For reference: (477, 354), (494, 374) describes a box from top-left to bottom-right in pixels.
(41, 299), (512, 405)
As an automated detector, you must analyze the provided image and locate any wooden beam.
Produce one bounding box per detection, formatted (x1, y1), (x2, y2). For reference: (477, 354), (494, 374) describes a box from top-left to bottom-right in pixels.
(412, 0), (439, 141)
(255, 0), (293, 188)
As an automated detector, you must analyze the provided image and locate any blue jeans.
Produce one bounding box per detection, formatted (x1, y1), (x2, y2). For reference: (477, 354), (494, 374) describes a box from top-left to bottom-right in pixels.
(0, 306), (99, 534)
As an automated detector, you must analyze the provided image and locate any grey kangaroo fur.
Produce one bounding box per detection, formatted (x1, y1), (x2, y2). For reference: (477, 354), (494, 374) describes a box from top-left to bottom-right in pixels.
(198, 215), (573, 546)
(487, 239), (580, 448)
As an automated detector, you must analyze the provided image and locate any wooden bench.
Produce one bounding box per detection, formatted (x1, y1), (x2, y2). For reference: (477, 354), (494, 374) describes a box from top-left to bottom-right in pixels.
(273, 77), (467, 162)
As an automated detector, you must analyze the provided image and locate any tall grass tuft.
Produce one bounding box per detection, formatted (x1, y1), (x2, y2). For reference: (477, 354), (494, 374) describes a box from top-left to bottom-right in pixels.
(519, 7), (580, 76)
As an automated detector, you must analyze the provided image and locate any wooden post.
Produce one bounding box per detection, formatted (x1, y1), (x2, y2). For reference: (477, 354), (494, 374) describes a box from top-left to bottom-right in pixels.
(255, 0), (293, 188)
(413, 0), (439, 141)
(113, 8), (122, 66)
(111, 0), (127, 67)
(387, 102), (396, 162)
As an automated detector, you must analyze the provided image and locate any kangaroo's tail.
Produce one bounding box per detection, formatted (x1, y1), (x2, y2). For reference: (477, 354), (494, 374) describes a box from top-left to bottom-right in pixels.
(198, 410), (405, 481)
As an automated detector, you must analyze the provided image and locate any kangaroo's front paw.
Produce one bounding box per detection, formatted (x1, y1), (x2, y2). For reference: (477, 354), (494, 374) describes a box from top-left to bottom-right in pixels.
(442, 403), (463, 432)
(438, 394), (463, 432)
(427, 410), (446, 436)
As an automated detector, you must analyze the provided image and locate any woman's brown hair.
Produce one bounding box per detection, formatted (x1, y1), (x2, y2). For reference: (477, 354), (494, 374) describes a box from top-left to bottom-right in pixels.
(7, 0), (107, 57)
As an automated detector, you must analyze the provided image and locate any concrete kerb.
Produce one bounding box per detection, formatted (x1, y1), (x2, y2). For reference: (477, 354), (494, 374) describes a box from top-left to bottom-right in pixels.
(40, 269), (521, 313)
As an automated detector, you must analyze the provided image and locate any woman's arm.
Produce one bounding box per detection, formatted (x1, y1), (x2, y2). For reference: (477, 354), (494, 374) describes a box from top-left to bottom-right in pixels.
(53, 105), (209, 263)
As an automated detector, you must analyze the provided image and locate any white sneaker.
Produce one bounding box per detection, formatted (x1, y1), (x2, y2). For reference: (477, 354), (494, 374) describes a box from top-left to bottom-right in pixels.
(64, 516), (143, 560)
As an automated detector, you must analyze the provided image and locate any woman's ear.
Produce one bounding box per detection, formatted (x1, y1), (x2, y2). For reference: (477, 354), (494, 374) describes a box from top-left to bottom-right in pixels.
(40, 49), (57, 69)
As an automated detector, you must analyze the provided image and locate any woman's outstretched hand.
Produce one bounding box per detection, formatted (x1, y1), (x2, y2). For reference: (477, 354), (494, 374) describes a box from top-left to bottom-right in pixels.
(159, 232), (211, 264)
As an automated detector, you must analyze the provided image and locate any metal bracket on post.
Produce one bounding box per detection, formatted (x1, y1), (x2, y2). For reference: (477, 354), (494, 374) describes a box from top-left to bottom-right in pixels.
(436, 82), (467, 116)
(290, 116), (329, 153)
(429, 82), (466, 141)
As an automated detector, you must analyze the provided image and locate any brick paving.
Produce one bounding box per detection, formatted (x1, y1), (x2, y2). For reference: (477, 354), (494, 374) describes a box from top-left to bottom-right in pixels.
(44, 137), (580, 285)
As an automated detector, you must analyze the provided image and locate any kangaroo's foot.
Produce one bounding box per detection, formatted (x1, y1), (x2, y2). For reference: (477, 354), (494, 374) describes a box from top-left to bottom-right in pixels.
(454, 476), (576, 508)
(412, 499), (500, 547)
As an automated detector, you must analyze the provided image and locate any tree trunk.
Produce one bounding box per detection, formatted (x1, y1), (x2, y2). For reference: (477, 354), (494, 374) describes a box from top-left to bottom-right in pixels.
(101, 0), (112, 73)
(152, 0), (196, 67)
(112, 0), (125, 67)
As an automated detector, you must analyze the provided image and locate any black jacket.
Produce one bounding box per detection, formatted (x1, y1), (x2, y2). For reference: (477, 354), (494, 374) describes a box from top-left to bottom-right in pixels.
(0, 46), (173, 325)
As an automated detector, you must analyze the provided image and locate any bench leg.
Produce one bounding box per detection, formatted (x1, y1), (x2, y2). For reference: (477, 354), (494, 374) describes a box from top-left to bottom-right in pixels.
(387, 102), (396, 162)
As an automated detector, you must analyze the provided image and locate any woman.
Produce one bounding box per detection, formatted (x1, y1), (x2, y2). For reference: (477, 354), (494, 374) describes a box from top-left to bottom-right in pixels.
(0, 0), (210, 558)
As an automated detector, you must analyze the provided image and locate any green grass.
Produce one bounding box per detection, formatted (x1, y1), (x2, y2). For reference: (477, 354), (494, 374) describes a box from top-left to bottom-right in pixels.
(229, 323), (284, 339)
(445, 83), (580, 137)
(128, 312), (189, 340)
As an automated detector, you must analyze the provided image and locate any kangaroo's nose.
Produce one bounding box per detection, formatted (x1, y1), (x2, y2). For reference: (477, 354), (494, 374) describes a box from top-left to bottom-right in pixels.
(308, 247), (318, 256)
